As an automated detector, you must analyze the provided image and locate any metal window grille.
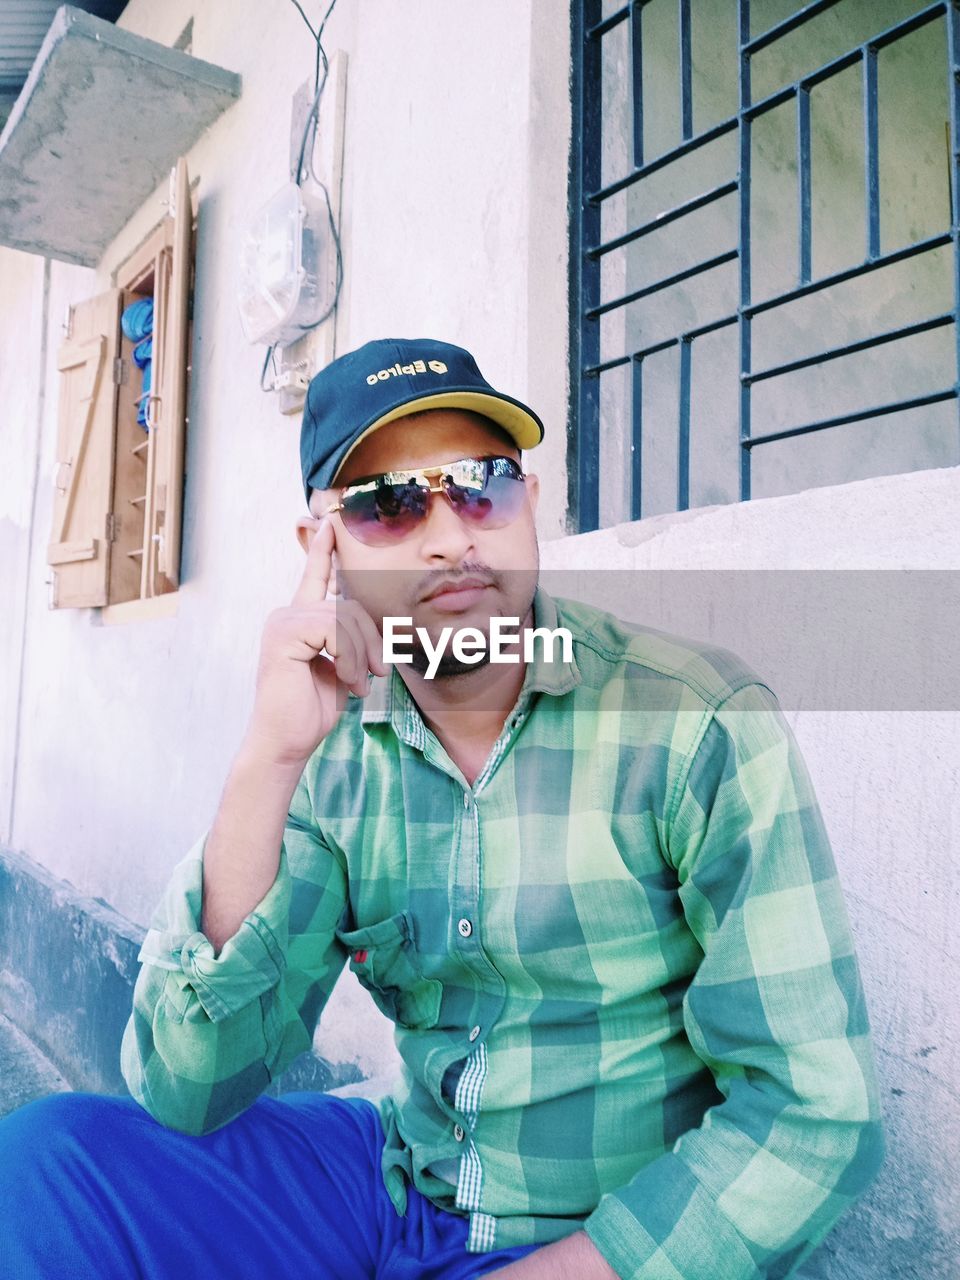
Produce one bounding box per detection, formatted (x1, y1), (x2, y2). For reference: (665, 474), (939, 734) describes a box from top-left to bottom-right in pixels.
(569, 0), (960, 533)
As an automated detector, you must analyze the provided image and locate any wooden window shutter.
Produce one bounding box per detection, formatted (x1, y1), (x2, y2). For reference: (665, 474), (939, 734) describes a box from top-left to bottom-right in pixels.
(47, 290), (121, 608)
(145, 156), (192, 595)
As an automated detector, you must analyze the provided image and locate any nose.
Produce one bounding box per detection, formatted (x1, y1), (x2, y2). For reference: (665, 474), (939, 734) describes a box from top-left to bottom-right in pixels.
(416, 487), (477, 562)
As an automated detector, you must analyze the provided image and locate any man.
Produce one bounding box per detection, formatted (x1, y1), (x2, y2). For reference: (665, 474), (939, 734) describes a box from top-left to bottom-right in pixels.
(0, 339), (883, 1279)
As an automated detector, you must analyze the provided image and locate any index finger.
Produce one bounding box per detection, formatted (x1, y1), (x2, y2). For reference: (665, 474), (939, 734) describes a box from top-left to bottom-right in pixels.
(292, 515), (336, 607)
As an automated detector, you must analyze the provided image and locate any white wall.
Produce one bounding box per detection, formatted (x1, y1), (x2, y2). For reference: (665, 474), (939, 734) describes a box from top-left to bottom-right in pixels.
(541, 464), (960, 1273)
(0, 250), (47, 844)
(597, 0), (955, 522)
(0, 0), (571, 1095)
(1, 1), (958, 1264)
(0, 0), (571, 928)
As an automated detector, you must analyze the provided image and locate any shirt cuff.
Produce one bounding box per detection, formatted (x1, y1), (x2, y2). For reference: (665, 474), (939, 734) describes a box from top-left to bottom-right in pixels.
(136, 836), (293, 1023)
(584, 1153), (760, 1280)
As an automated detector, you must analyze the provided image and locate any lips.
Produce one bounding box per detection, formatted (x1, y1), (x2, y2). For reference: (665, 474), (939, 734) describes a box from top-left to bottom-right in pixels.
(422, 577), (492, 602)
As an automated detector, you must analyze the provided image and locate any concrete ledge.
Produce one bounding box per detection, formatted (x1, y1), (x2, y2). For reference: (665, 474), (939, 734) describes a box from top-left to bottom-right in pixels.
(0, 845), (145, 1093)
(0, 1011), (70, 1120)
(0, 846), (363, 1098)
(0, 4), (241, 264)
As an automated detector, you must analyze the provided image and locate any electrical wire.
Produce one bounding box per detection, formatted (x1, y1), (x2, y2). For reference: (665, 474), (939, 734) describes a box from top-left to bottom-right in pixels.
(289, 0), (338, 180)
(315, 0), (337, 37)
(258, 0), (341, 392)
(287, 1), (317, 43)
(293, 176), (343, 334)
(315, 0), (337, 63)
(287, 0), (343, 336)
(260, 342), (279, 391)
(293, 58), (328, 187)
(287, 0), (336, 91)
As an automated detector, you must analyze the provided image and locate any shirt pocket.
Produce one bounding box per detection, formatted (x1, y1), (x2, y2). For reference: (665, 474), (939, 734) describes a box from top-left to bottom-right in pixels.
(161, 971), (193, 1024)
(335, 911), (443, 1031)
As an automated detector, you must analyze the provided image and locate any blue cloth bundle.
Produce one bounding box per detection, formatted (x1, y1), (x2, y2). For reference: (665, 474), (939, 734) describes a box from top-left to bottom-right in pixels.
(133, 337), (153, 428)
(122, 299), (155, 429)
(121, 298), (154, 343)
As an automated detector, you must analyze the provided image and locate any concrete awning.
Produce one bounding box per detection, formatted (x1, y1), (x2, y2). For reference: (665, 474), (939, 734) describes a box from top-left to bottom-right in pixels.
(0, 5), (241, 266)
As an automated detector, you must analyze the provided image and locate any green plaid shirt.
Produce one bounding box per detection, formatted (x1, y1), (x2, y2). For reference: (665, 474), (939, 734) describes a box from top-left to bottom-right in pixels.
(122, 586), (884, 1279)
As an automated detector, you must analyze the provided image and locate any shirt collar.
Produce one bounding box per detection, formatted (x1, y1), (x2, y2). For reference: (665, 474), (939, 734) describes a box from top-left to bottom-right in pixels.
(360, 583), (581, 731)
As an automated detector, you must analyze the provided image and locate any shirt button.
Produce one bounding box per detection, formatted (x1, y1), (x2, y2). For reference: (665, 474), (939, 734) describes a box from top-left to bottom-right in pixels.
(454, 1123), (466, 1142)
(457, 918), (473, 938)
(469, 1025), (481, 1042)
(463, 792), (471, 808)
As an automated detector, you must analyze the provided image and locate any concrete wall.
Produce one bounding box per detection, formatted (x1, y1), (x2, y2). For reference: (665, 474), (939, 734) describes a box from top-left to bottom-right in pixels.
(597, 0), (955, 521)
(541, 465), (960, 1277)
(0, 250), (47, 845)
(0, 0), (571, 1092)
(0, 0), (571, 914)
(0, 0), (958, 1273)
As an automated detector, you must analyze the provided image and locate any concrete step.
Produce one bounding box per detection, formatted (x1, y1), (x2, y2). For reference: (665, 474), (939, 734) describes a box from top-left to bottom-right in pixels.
(0, 1012), (71, 1120)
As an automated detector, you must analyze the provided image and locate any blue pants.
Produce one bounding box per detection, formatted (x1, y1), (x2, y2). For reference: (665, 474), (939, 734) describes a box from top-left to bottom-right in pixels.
(0, 1092), (541, 1279)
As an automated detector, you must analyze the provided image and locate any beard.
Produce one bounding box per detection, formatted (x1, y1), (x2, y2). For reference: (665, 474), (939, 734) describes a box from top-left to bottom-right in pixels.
(407, 644), (494, 679)
(406, 574), (539, 679)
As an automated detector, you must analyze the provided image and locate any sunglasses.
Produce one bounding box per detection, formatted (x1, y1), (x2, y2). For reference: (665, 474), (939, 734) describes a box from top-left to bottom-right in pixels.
(324, 455), (527, 546)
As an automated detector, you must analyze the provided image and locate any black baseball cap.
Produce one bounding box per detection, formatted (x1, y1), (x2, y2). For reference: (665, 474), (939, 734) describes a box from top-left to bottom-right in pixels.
(300, 337), (545, 504)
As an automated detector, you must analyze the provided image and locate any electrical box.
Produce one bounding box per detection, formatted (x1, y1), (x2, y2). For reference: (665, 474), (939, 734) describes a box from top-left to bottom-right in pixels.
(237, 181), (336, 347)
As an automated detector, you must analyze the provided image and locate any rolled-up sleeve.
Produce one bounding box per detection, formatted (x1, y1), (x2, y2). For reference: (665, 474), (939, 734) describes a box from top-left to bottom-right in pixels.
(585, 682), (885, 1280)
(121, 768), (349, 1136)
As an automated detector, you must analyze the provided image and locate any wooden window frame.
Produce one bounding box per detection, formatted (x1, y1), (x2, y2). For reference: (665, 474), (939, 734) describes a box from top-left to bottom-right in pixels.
(47, 158), (194, 616)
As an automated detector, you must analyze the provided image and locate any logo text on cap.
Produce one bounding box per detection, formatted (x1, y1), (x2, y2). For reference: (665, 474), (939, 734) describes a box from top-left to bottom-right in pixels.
(366, 359), (448, 386)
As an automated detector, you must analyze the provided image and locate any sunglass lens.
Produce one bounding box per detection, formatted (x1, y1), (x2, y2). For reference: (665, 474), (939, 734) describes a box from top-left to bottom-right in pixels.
(339, 459), (526, 546)
(444, 460), (525, 527)
(341, 479), (428, 544)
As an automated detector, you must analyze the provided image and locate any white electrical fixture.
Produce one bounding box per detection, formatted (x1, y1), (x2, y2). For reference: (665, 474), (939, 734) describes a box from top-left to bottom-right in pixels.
(237, 181), (335, 347)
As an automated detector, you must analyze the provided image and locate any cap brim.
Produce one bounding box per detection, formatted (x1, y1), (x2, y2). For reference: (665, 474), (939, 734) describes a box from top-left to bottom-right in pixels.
(329, 389), (544, 486)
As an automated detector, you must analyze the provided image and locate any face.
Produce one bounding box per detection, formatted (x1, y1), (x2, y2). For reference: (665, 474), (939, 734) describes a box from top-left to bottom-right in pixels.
(297, 409), (541, 678)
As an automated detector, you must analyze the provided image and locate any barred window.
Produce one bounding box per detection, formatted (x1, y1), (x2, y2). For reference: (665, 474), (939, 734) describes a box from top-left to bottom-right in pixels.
(569, 0), (959, 531)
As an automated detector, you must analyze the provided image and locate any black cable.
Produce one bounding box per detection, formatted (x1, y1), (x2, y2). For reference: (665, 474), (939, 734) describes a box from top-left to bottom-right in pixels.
(314, 0), (337, 88)
(287, 1), (339, 183)
(316, 0), (337, 38)
(269, 0), (343, 356)
(292, 0), (343, 328)
(293, 57), (328, 186)
(260, 4), (337, 392)
(293, 177), (343, 334)
(260, 342), (278, 392)
(287, 0), (316, 36)
(286, 0), (336, 92)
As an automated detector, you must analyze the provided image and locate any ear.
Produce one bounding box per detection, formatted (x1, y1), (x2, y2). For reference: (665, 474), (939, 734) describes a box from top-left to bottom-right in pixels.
(523, 471), (540, 516)
(295, 516), (341, 595)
